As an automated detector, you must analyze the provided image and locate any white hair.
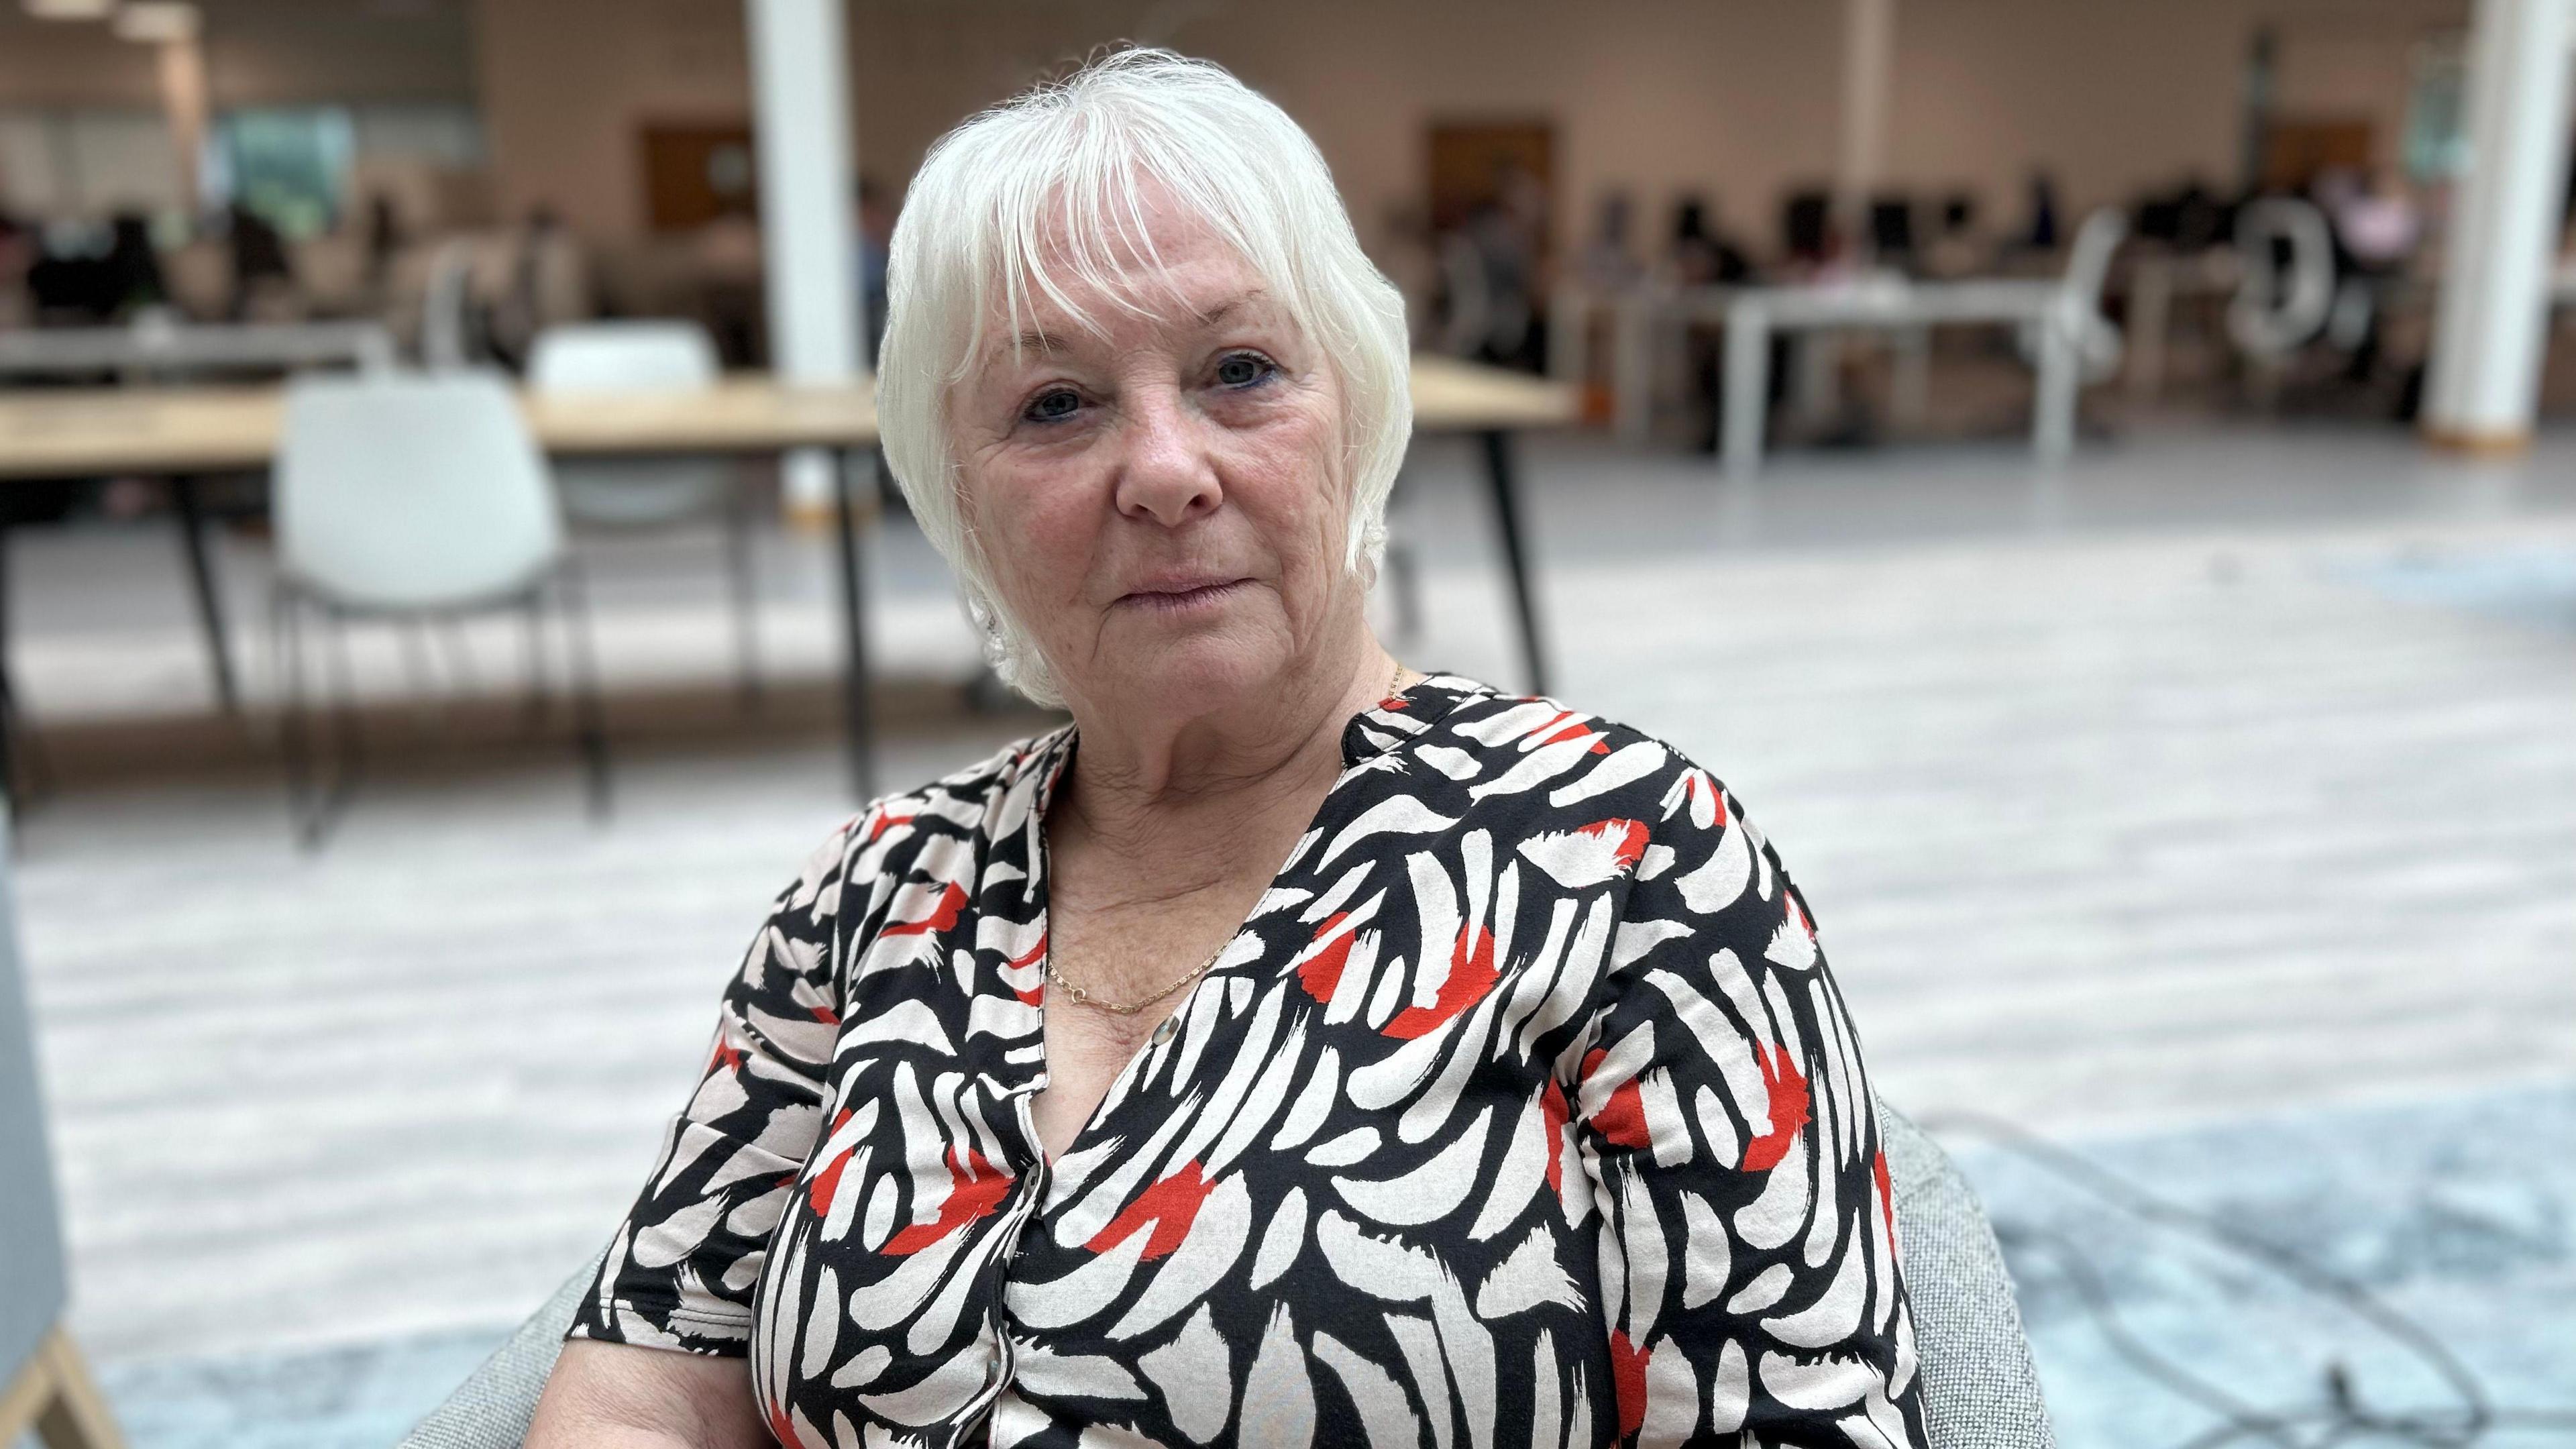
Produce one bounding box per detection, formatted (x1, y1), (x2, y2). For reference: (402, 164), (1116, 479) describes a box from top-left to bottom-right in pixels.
(875, 48), (1413, 706)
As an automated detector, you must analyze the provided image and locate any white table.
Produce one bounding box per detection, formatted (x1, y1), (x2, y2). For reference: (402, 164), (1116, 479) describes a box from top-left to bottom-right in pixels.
(1551, 282), (1737, 445)
(2116, 246), (2240, 404)
(0, 320), (397, 378)
(1722, 276), (2084, 476)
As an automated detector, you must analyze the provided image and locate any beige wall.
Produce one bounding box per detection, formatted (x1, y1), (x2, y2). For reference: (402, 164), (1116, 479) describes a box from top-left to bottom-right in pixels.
(471, 0), (751, 235)
(464, 0), (2470, 251)
(0, 5), (474, 109)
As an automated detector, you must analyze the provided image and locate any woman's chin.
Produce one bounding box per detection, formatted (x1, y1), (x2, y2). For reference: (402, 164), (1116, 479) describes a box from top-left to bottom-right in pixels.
(1093, 630), (1294, 713)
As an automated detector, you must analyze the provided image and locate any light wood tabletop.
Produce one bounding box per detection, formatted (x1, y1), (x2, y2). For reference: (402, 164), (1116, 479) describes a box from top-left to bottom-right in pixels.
(1406, 354), (1582, 432)
(0, 357), (1576, 481)
(0, 377), (881, 480)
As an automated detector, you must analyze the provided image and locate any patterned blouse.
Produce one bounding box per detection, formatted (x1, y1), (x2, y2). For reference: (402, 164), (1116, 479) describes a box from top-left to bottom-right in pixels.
(569, 674), (1927, 1448)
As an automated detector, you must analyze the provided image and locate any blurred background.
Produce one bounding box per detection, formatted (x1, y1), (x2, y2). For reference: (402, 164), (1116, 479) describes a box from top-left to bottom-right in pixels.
(0, 1), (2571, 1446)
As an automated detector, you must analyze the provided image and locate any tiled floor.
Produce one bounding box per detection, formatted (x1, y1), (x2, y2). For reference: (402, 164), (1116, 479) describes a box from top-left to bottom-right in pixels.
(11, 417), (2575, 1442)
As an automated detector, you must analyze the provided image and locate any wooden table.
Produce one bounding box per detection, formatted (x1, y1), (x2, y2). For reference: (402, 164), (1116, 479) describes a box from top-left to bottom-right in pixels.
(0, 359), (1575, 800)
(1406, 355), (1581, 694)
(0, 376), (884, 796)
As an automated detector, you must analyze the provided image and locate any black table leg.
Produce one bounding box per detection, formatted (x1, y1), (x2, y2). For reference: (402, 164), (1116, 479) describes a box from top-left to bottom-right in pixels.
(0, 518), (15, 818)
(1477, 429), (1552, 696)
(170, 477), (239, 714)
(833, 449), (876, 802)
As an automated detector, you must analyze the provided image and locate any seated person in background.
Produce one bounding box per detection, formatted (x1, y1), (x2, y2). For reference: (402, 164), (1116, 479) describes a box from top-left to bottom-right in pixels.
(0, 209), (32, 329)
(1580, 190), (1644, 292)
(224, 202), (293, 321)
(529, 48), (1926, 1449)
(1921, 193), (1984, 279)
(2321, 166), (2421, 276)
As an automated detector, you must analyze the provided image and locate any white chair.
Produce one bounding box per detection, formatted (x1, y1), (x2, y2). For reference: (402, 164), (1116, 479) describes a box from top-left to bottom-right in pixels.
(2057, 206), (2131, 382)
(2228, 197), (2337, 366)
(272, 372), (609, 847)
(2015, 206), (2130, 386)
(528, 322), (761, 704)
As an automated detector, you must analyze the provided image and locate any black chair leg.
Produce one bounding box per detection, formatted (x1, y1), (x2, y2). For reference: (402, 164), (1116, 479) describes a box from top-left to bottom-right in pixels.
(276, 589), (340, 851)
(722, 480), (762, 711)
(0, 668), (54, 812)
(290, 608), (366, 851)
(277, 590), (313, 841)
(556, 570), (612, 822)
(1381, 464), (1425, 645)
(519, 595), (551, 730)
(1385, 539), (1424, 644)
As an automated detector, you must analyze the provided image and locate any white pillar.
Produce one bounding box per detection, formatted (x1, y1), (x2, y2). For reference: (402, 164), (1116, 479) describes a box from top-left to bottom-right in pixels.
(156, 36), (209, 211)
(747, 0), (861, 514)
(2424, 0), (2576, 450)
(1837, 0), (1897, 255)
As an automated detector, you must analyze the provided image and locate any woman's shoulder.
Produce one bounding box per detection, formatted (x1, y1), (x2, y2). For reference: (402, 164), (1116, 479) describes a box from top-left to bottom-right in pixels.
(1410, 676), (1744, 815)
(798, 723), (1074, 890)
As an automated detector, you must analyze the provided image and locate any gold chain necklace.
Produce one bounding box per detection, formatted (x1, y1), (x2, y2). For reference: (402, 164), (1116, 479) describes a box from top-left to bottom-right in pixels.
(1040, 659), (1408, 1018)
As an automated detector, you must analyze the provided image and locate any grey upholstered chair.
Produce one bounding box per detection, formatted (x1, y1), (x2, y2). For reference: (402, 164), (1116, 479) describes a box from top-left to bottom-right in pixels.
(401, 1096), (2049, 1448)
(2, 814), (126, 1449)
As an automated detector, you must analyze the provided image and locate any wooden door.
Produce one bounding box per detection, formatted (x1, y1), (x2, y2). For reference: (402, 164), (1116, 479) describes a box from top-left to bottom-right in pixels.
(1428, 120), (1554, 243)
(2261, 117), (2375, 193)
(639, 121), (758, 233)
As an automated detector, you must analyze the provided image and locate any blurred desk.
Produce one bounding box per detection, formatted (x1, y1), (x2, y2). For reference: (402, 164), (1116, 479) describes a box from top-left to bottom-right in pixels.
(2118, 247), (2239, 405)
(1722, 276), (2080, 476)
(1405, 355), (1582, 694)
(0, 377), (884, 796)
(1550, 284), (1736, 445)
(0, 321), (398, 379)
(0, 377), (878, 475)
(0, 359), (1573, 797)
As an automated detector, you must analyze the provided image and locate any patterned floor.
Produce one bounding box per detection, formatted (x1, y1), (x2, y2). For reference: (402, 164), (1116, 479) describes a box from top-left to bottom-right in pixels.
(13, 421), (2575, 1445)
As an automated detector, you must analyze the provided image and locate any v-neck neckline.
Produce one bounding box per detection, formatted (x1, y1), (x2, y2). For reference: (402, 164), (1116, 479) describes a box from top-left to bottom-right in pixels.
(1012, 672), (1486, 1172)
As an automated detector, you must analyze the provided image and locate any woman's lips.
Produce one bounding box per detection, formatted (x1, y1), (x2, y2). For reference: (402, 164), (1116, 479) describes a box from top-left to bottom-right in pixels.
(1115, 578), (1252, 614)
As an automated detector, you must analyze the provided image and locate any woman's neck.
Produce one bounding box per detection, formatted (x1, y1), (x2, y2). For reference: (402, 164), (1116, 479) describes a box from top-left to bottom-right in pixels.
(1053, 639), (1400, 869)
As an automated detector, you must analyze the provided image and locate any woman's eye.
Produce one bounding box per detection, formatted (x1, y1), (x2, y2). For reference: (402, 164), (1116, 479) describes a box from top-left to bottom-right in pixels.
(1214, 352), (1275, 388)
(1023, 388), (1081, 423)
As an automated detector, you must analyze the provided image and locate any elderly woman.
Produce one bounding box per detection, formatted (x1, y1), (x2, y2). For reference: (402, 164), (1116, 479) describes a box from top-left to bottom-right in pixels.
(530, 50), (1925, 1449)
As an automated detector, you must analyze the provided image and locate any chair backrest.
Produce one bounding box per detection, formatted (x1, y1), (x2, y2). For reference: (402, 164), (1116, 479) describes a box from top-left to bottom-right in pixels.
(1, 808), (70, 1386)
(276, 371), (564, 611)
(2229, 197), (2337, 358)
(527, 321), (733, 528)
(2060, 207), (2131, 314)
(1880, 1099), (2058, 1448)
(528, 321), (718, 394)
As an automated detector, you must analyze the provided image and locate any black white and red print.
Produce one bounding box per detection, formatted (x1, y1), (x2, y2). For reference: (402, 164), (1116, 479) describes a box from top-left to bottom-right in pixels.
(570, 673), (1928, 1448)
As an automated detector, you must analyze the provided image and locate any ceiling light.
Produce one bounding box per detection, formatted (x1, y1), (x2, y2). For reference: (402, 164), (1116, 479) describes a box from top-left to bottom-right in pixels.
(23, 0), (116, 19)
(111, 0), (198, 41)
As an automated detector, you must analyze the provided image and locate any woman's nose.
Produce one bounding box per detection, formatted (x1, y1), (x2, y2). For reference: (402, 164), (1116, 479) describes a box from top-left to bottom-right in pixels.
(1112, 388), (1222, 527)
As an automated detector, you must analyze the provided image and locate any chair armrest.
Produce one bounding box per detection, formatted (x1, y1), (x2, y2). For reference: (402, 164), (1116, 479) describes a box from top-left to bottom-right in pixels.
(1878, 1093), (2056, 1449)
(397, 1247), (607, 1449)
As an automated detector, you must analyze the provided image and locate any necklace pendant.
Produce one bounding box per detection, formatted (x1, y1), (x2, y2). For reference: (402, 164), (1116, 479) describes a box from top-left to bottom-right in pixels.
(1150, 1015), (1179, 1046)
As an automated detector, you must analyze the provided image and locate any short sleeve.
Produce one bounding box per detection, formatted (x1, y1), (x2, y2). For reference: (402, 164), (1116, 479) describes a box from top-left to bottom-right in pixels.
(1567, 765), (1927, 1446)
(566, 818), (857, 1354)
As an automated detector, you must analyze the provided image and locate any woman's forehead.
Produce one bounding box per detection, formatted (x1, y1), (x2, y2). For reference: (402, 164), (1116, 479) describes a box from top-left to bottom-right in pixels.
(980, 225), (1285, 359)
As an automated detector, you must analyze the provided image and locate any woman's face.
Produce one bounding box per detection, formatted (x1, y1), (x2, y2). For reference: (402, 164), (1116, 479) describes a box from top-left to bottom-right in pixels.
(948, 195), (1359, 720)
